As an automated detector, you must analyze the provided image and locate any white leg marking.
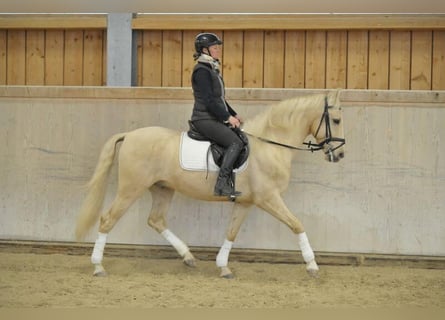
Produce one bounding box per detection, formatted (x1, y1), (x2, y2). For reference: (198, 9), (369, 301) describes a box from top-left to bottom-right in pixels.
(298, 232), (319, 273)
(216, 239), (233, 267)
(161, 229), (189, 257)
(298, 232), (315, 263)
(306, 260), (319, 271)
(91, 232), (107, 265)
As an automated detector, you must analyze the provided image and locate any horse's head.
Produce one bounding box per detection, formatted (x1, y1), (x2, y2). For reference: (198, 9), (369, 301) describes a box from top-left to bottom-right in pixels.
(309, 94), (346, 163)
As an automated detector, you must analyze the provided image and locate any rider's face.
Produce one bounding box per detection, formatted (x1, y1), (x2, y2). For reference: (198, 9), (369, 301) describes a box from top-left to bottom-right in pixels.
(207, 44), (222, 60)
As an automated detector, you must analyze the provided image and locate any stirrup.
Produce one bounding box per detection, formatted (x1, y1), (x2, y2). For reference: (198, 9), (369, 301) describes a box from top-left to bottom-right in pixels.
(228, 191), (241, 202)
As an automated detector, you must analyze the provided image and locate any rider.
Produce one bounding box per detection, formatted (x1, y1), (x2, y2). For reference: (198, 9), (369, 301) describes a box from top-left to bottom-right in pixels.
(189, 33), (244, 198)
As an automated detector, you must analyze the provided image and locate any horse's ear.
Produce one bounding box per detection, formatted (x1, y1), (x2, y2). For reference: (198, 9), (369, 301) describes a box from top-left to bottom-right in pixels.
(328, 89), (342, 107)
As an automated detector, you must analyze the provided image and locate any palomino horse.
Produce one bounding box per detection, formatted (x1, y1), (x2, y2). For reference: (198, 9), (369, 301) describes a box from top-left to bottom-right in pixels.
(75, 91), (345, 278)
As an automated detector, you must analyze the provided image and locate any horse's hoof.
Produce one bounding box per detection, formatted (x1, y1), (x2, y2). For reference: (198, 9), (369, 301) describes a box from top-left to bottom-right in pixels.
(305, 260), (319, 278)
(220, 266), (234, 279)
(183, 252), (197, 268)
(93, 270), (107, 277)
(183, 258), (196, 268)
(93, 264), (107, 277)
(306, 268), (319, 278)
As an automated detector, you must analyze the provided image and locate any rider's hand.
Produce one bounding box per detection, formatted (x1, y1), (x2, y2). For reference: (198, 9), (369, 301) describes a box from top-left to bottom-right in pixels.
(228, 115), (241, 128)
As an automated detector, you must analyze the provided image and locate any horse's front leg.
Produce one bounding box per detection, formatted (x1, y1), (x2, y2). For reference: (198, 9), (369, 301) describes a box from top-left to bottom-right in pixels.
(257, 193), (319, 277)
(91, 232), (108, 276)
(217, 203), (252, 278)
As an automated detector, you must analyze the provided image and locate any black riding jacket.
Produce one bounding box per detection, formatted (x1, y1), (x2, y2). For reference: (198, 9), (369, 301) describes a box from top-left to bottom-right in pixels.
(191, 61), (237, 122)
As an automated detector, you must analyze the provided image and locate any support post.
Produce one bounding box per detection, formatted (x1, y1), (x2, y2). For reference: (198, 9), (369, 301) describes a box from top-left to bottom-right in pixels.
(106, 13), (136, 86)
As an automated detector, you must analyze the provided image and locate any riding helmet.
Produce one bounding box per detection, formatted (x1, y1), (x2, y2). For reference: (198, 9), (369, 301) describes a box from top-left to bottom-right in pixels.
(194, 33), (223, 54)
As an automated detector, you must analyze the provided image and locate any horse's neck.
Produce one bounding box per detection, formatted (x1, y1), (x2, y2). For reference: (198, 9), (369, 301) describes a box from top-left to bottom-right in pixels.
(301, 103), (324, 138)
(255, 105), (318, 145)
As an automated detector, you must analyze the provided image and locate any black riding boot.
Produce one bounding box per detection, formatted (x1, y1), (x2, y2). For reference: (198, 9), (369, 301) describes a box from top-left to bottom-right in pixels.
(214, 143), (242, 197)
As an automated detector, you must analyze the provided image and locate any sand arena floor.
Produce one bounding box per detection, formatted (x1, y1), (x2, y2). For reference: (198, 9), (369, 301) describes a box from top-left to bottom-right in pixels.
(0, 251), (444, 308)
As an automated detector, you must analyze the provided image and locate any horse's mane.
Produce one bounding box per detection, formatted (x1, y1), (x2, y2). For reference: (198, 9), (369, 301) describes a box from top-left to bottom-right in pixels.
(243, 93), (326, 136)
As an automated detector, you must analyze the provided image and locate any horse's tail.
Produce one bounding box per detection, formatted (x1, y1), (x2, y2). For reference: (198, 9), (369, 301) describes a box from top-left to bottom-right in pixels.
(75, 132), (126, 241)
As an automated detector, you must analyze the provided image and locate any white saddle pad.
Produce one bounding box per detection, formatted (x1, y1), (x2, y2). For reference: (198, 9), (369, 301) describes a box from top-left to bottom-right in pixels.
(179, 132), (248, 172)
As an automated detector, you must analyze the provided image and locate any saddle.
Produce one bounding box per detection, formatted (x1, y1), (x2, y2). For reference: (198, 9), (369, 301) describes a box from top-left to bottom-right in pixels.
(187, 121), (249, 169)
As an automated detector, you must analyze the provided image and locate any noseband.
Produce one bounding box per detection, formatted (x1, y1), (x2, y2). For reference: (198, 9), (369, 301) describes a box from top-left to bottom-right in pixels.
(244, 97), (346, 153)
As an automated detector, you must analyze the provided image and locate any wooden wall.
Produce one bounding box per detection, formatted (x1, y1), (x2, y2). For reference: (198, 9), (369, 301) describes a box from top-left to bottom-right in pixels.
(1, 14), (445, 89)
(136, 29), (445, 90)
(0, 29), (106, 86)
(0, 15), (107, 86)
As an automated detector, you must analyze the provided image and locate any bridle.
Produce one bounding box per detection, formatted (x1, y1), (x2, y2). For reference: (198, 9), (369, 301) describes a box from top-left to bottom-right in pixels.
(303, 97), (346, 156)
(243, 97), (346, 155)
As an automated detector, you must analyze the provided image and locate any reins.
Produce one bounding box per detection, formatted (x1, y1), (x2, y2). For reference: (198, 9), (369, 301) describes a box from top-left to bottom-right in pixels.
(243, 132), (315, 152)
(243, 97), (346, 154)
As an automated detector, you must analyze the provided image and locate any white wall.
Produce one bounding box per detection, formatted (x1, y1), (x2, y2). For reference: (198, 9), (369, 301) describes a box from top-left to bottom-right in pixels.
(0, 87), (443, 256)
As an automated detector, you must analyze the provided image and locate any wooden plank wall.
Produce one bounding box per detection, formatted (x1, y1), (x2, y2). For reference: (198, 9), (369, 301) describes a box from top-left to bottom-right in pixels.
(1, 14), (445, 89)
(137, 29), (445, 90)
(0, 29), (106, 86)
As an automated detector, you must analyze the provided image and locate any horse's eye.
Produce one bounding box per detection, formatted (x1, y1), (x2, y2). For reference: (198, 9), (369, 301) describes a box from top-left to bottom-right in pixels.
(333, 119), (341, 125)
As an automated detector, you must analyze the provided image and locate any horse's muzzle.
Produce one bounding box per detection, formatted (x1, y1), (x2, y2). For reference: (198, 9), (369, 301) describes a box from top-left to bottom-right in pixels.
(326, 148), (345, 163)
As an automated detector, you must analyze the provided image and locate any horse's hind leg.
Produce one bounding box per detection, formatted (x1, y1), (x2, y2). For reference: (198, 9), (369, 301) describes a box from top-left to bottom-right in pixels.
(91, 183), (146, 276)
(147, 184), (196, 267)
